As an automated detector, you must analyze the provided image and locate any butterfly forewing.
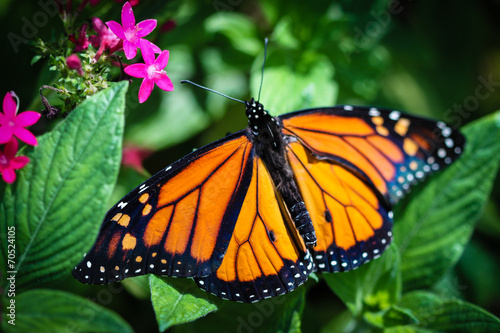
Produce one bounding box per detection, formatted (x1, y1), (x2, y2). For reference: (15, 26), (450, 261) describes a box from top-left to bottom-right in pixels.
(281, 106), (465, 206)
(73, 132), (254, 283)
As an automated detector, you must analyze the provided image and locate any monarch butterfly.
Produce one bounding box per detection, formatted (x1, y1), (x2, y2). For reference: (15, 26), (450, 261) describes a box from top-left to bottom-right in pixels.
(73, 83), (465, 303)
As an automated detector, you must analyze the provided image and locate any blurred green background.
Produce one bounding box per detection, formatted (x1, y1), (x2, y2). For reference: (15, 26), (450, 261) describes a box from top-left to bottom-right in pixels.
(1, 0), (499, 332)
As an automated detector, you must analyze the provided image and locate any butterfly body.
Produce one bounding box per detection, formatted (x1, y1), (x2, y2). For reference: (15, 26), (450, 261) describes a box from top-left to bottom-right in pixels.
(245, 97), (317, 248)
(73, 101), (465, 303)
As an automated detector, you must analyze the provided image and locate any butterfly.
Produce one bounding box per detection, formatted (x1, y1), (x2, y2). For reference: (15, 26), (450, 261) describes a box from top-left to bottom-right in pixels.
(73, 95), (465, 303)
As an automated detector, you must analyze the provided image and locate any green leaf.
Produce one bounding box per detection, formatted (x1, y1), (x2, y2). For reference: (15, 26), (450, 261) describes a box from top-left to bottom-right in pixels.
(324, 244), (401, 316)
(150, 275), (217, 332)
(250, 50), (338, 115)
(387, 291), (500, 333)
(0, 82), (127, 292)
(394, 111), (500, 290)
(1, 289), (132, 333)
(364, 305), (418, 328)
(121, 275), (151, 300)
(173, 286), (306, 333)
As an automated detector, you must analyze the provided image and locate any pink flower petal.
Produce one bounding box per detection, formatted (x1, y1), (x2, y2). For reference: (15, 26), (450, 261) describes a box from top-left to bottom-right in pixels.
(138, 78), (154, 103)
(121, 2), (135, 30)
(155, 72), (174, 91)
(92, 17), (107, 35)
(4, 138), (19, 159)
(123, 40), (138, 60)
(15, 111), (41, 127)
(106, 21), (125, 39)
(136, 19), (157, 37)
(3, 92), (17, 119)
(124, 63), (147, 78)
(155, 50), (169, 69)
(0, 126), (14, 144)
(150, 42), (162, 54)
(2, 168), (16, 183)
(11, 156), (29, 169)
(140, 39), (155, 65)
(14, 127), (38, 146)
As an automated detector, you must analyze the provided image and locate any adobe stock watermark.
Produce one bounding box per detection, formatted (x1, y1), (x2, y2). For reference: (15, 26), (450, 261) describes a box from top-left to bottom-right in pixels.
(411, 74), (500, 157)
(7, 0), (68, 54)
(235, 294), (288, 333)
(344, 0), (411, 62)
(442, 74), (500, 128)
(64, 282), (125, 332)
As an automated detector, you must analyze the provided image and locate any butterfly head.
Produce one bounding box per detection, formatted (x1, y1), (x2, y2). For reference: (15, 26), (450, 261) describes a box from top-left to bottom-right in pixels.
(245, 98), (277, 135)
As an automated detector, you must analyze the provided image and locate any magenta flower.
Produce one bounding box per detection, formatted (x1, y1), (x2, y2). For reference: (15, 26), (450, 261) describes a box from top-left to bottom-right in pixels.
(66, 54), (84, 76)
(0, 139), (29, 184)
(90, 17), (123, 60)
(107, 1), (160, 60)
(122, 143), (153, 174)
(0, 92), (41, 146)
(125, 39), (173, 103)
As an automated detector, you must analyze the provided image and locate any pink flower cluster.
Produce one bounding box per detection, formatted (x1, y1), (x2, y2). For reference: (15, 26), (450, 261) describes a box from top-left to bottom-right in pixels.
(108, 2), (174, 103)
(0, 92), (40, 183)
(67, 1), (173, 103)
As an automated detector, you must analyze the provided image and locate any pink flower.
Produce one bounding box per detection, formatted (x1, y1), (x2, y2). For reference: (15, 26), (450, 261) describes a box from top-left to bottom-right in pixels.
(0, 92), (41, 146)
(125, 39), (173, 103)
(68, 23), (90, 52)
(121, 143), (153, 174)
(107, 1), (160, 60)
(160, 20), (176, 33)
(66, 54), (84, 76)
(0, 139), (29, 184)
(89, 17), (123, 60)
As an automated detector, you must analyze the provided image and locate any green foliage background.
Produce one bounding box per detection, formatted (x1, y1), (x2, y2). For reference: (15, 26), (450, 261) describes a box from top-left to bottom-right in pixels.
(1, 0), (500, 332)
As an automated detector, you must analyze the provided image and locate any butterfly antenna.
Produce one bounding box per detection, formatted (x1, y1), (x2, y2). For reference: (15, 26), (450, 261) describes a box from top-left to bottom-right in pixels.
(180, 80), (245, 104)
(257, 37), (268, 102)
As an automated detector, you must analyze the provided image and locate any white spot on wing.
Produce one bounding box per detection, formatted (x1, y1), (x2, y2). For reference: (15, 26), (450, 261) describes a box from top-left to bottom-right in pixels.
(389, 111), (401, 120)
(343, 105), (353, 111)
(117, 201), (128, 209)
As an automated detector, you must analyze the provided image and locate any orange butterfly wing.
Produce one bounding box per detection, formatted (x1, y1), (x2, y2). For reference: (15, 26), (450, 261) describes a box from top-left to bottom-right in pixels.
(281, 106), (464, 272)
(73, 132), (254, 283)
(287, 142), (392, 272)
(195, 157), (313, 302)
(281, 106), (464, 206)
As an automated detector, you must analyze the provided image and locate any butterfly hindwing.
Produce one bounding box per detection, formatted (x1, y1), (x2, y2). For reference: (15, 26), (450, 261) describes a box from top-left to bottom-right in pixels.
(195, 157), (314, 303)
(281, 106), (465, 206)
(73, 132), (254, 283)
(286, 142), (392, 273)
